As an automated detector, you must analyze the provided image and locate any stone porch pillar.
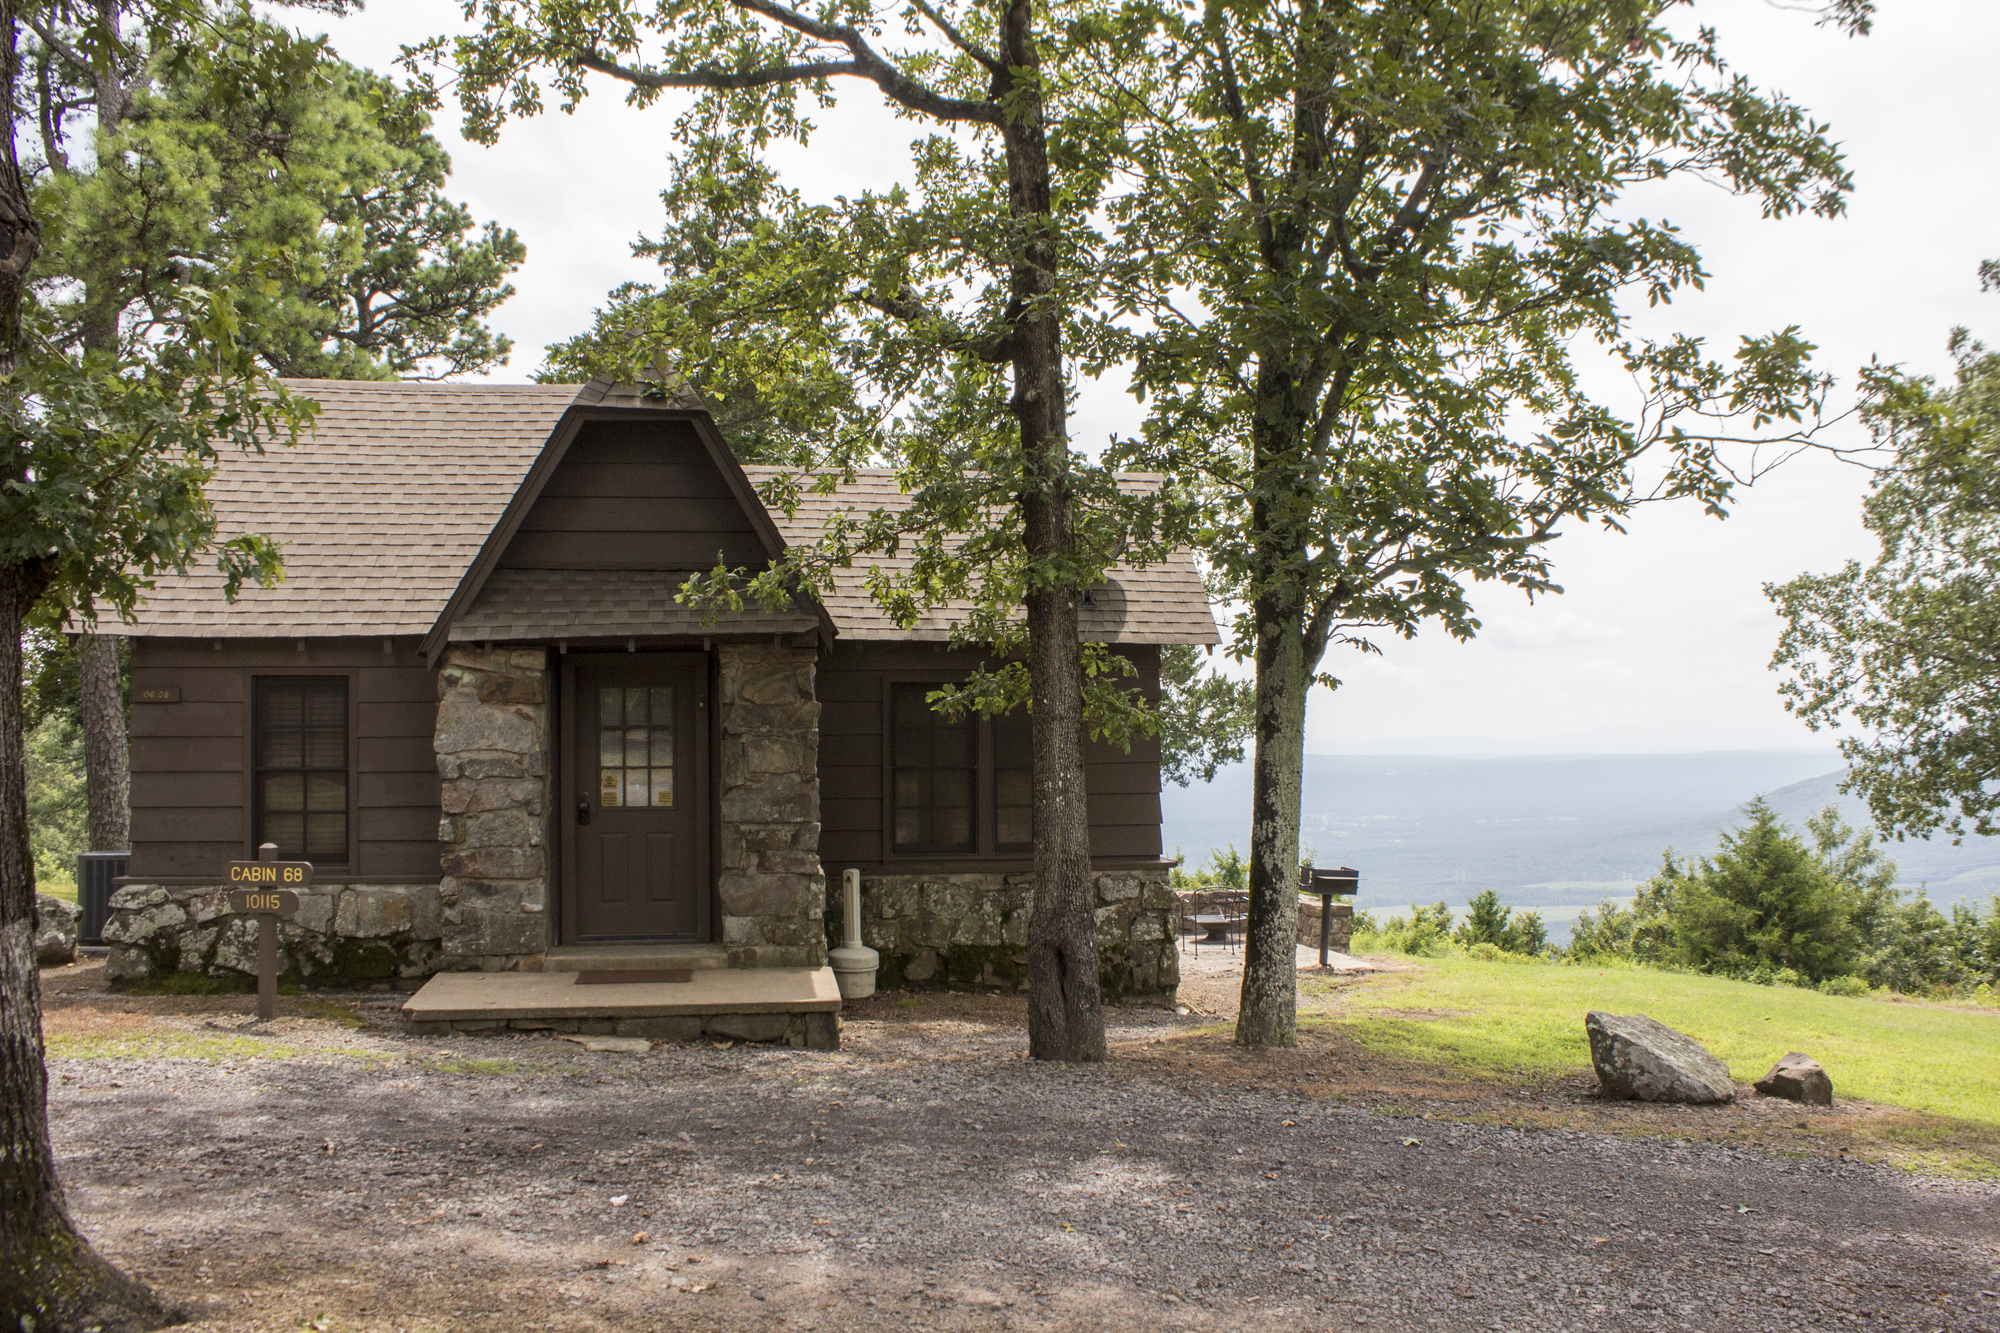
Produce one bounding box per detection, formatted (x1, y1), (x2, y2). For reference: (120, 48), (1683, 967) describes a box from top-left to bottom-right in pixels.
(716, 643), (825, 968)
(434, 646), (550, 970)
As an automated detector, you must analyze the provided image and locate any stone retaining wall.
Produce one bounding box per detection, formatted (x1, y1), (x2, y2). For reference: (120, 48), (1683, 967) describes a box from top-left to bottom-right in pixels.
(717, 643), (826, 969)
(434, 645), (551, 971)
(103, 882), (442, 986)
(830, 867), (1178, 998)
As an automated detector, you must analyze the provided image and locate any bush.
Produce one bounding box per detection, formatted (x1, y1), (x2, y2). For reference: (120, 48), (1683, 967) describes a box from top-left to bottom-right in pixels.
(1451, 889), (1548, 957)
(1368, 901), (1455, 956)
(1171, 845), (1247, 894)
(1567, 799), (1999, 995)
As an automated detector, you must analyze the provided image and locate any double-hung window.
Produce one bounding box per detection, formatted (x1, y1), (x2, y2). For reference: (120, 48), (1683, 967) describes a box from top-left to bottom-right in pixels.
(253, 676), (349, 863)
(890, 682), (1035, 856)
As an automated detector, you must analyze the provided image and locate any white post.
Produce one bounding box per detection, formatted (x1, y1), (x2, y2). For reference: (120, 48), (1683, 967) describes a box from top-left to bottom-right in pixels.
(828, 867), (880, 1000)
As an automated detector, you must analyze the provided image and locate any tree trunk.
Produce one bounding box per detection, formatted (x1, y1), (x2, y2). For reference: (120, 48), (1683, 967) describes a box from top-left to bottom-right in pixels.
(75, 0), (132, 856)
(1001, 0), (1104, 1063)
(1, 569), (178, 1332)
(79, 633), (129, 851)
(0, 9), (176, 1328)
(1236, 585), (1309, 1048)
(0, 3), (36, 378)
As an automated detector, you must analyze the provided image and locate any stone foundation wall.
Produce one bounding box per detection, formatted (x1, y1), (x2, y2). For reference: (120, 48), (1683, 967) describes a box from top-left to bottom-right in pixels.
(103, 882), (442, 986)
(717, 643), (826, 969)
(1296, 899), (1356, 954)
(831, 867), (1178, 999)
(434, 645), (551, 971)
(407, 1010), (838, 1049)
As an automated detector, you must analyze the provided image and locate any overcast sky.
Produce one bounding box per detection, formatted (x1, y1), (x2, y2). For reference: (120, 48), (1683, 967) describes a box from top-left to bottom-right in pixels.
(309, 0), (1999, 757)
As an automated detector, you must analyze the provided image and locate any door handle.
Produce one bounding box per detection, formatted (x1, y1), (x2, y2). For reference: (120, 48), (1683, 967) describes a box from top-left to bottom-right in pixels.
(576, 798), (592, 826)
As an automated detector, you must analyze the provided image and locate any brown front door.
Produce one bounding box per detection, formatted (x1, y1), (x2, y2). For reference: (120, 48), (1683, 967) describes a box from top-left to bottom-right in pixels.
(564, 656), (708, 942)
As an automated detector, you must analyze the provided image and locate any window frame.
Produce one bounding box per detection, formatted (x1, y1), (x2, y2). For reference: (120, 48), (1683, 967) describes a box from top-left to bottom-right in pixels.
(246, 668), (357, 868)
(881, 674), (1033, 859)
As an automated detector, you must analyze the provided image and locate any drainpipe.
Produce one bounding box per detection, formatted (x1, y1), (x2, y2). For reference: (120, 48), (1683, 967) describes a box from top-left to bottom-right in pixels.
(828, 868), (879, 1000)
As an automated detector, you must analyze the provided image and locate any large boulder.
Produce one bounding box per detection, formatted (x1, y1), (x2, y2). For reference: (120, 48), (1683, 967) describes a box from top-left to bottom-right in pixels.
(1754, 1052), (1834, 1107)
(34, 895), (78, 967)
(1585, 1010), (1736, 1105)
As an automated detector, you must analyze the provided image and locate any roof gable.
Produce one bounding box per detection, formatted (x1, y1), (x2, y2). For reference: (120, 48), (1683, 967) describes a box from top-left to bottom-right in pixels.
(419, 396), (829, 659)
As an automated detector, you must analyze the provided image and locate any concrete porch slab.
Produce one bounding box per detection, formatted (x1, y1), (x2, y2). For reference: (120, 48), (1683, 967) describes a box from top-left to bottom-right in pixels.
(402, 966), (841, 1022)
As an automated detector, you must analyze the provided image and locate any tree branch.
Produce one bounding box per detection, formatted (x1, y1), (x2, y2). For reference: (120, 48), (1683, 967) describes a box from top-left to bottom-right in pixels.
(858, 286), (1016, 363)
(907, 0), (1003, 75)
(576, 51), (865, 94)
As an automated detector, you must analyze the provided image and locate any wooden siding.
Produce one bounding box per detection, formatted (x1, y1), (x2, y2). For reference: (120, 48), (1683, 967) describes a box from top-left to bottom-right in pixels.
(127, 637), (441, 881)
(815, 642), (1165, 867)
(496, 419), (768, 571)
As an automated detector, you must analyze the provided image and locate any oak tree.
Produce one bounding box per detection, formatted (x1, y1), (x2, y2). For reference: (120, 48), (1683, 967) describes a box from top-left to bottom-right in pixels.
(1769, 282), (2000, 843)
(1105, 0), (1856, 1045)
(430, 0), (1177, 1060)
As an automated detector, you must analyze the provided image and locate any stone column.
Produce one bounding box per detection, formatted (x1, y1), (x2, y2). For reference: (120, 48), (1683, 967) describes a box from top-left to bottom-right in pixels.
(434, 646), (550, 971)
(716, 643), (825, 969)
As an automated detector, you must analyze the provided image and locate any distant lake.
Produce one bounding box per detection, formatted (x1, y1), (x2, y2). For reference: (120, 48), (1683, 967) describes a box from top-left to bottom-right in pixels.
(1158, 750), (2000, 941)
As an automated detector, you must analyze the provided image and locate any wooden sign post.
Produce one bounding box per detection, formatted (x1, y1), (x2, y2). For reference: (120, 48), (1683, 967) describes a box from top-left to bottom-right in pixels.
(225, 843), (311, 1020)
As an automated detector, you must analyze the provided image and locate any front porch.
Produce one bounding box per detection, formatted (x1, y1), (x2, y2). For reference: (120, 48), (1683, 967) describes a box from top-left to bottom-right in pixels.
(400, 956), (842, 1048)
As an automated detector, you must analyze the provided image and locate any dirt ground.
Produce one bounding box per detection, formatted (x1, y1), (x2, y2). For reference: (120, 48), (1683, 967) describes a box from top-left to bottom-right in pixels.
(37, 955), (2000, 1333)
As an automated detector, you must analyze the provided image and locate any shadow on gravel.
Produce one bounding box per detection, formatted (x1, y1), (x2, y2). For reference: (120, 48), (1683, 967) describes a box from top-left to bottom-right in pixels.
(36, 958), (2000, 1333)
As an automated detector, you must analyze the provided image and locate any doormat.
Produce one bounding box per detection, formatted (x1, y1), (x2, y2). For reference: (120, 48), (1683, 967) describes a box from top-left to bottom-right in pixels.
(572, 969), (694, 985)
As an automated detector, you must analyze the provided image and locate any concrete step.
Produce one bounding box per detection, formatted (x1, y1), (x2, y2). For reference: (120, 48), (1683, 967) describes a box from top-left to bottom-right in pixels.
(543, 943), (729, 972)
(400, 965), (842, 1049)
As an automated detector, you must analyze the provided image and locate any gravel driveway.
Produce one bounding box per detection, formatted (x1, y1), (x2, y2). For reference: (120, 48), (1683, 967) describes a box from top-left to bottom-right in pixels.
(41, 965), (2000, 1332)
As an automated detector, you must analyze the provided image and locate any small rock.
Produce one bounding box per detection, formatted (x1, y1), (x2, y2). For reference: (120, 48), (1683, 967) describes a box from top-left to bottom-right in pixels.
(562, 1035), (652, 1054)
(1754, 1052), (1833, 1107)
(1585, 1011), (1736, 1104)
(34, 895), (78, 967)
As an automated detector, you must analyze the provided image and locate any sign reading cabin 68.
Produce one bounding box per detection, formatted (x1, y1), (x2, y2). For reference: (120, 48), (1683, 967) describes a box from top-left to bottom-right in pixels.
(225, 859), (312, 916)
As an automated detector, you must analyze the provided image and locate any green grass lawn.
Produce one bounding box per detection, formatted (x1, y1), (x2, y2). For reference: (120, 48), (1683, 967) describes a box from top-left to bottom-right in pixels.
(1306, 954), (2000, 1128)
(37, 872), (78, 903)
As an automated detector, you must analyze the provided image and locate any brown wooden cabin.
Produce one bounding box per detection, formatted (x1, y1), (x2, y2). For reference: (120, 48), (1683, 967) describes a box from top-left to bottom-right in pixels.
(103, 380), (1216, 1000)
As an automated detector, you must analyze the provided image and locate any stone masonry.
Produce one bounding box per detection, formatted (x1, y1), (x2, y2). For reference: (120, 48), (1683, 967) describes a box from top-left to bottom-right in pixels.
(831, 867), (1179, 999)
(103, 881), (442, 986)
(434, 645), (550, 971)
(717, 643), (826, 968)
(1296, 898), (1356, 954)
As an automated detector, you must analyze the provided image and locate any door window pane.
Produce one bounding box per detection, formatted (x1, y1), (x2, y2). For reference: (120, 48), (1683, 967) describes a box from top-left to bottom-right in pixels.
(598, 685), (676, 809)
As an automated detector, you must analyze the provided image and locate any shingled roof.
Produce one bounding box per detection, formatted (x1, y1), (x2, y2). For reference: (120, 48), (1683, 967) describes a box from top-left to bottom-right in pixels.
(120, 379), (1218, 648)
(741, 467), (1220, 645)
(123, 379), (595, 637)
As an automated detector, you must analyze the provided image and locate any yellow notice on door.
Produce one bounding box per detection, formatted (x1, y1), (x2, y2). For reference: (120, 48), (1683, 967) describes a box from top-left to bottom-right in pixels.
(600, 769), (621, 807)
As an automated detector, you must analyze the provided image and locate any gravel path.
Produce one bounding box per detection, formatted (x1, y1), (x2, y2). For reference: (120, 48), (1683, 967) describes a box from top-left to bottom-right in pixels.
(43, 978), (2000, 1333)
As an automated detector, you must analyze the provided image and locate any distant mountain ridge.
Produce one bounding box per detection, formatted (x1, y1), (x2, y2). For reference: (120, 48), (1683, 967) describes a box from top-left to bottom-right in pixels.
(1156, 751), (2000, 933)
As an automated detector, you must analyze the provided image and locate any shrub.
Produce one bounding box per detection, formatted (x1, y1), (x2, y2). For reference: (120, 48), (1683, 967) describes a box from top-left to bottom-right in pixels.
(1451, 889), (1549, 957)
(1371, 902), (1455, 956)
(1172, 845), (1248, 894)
(1674, 799), (1861, 983)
